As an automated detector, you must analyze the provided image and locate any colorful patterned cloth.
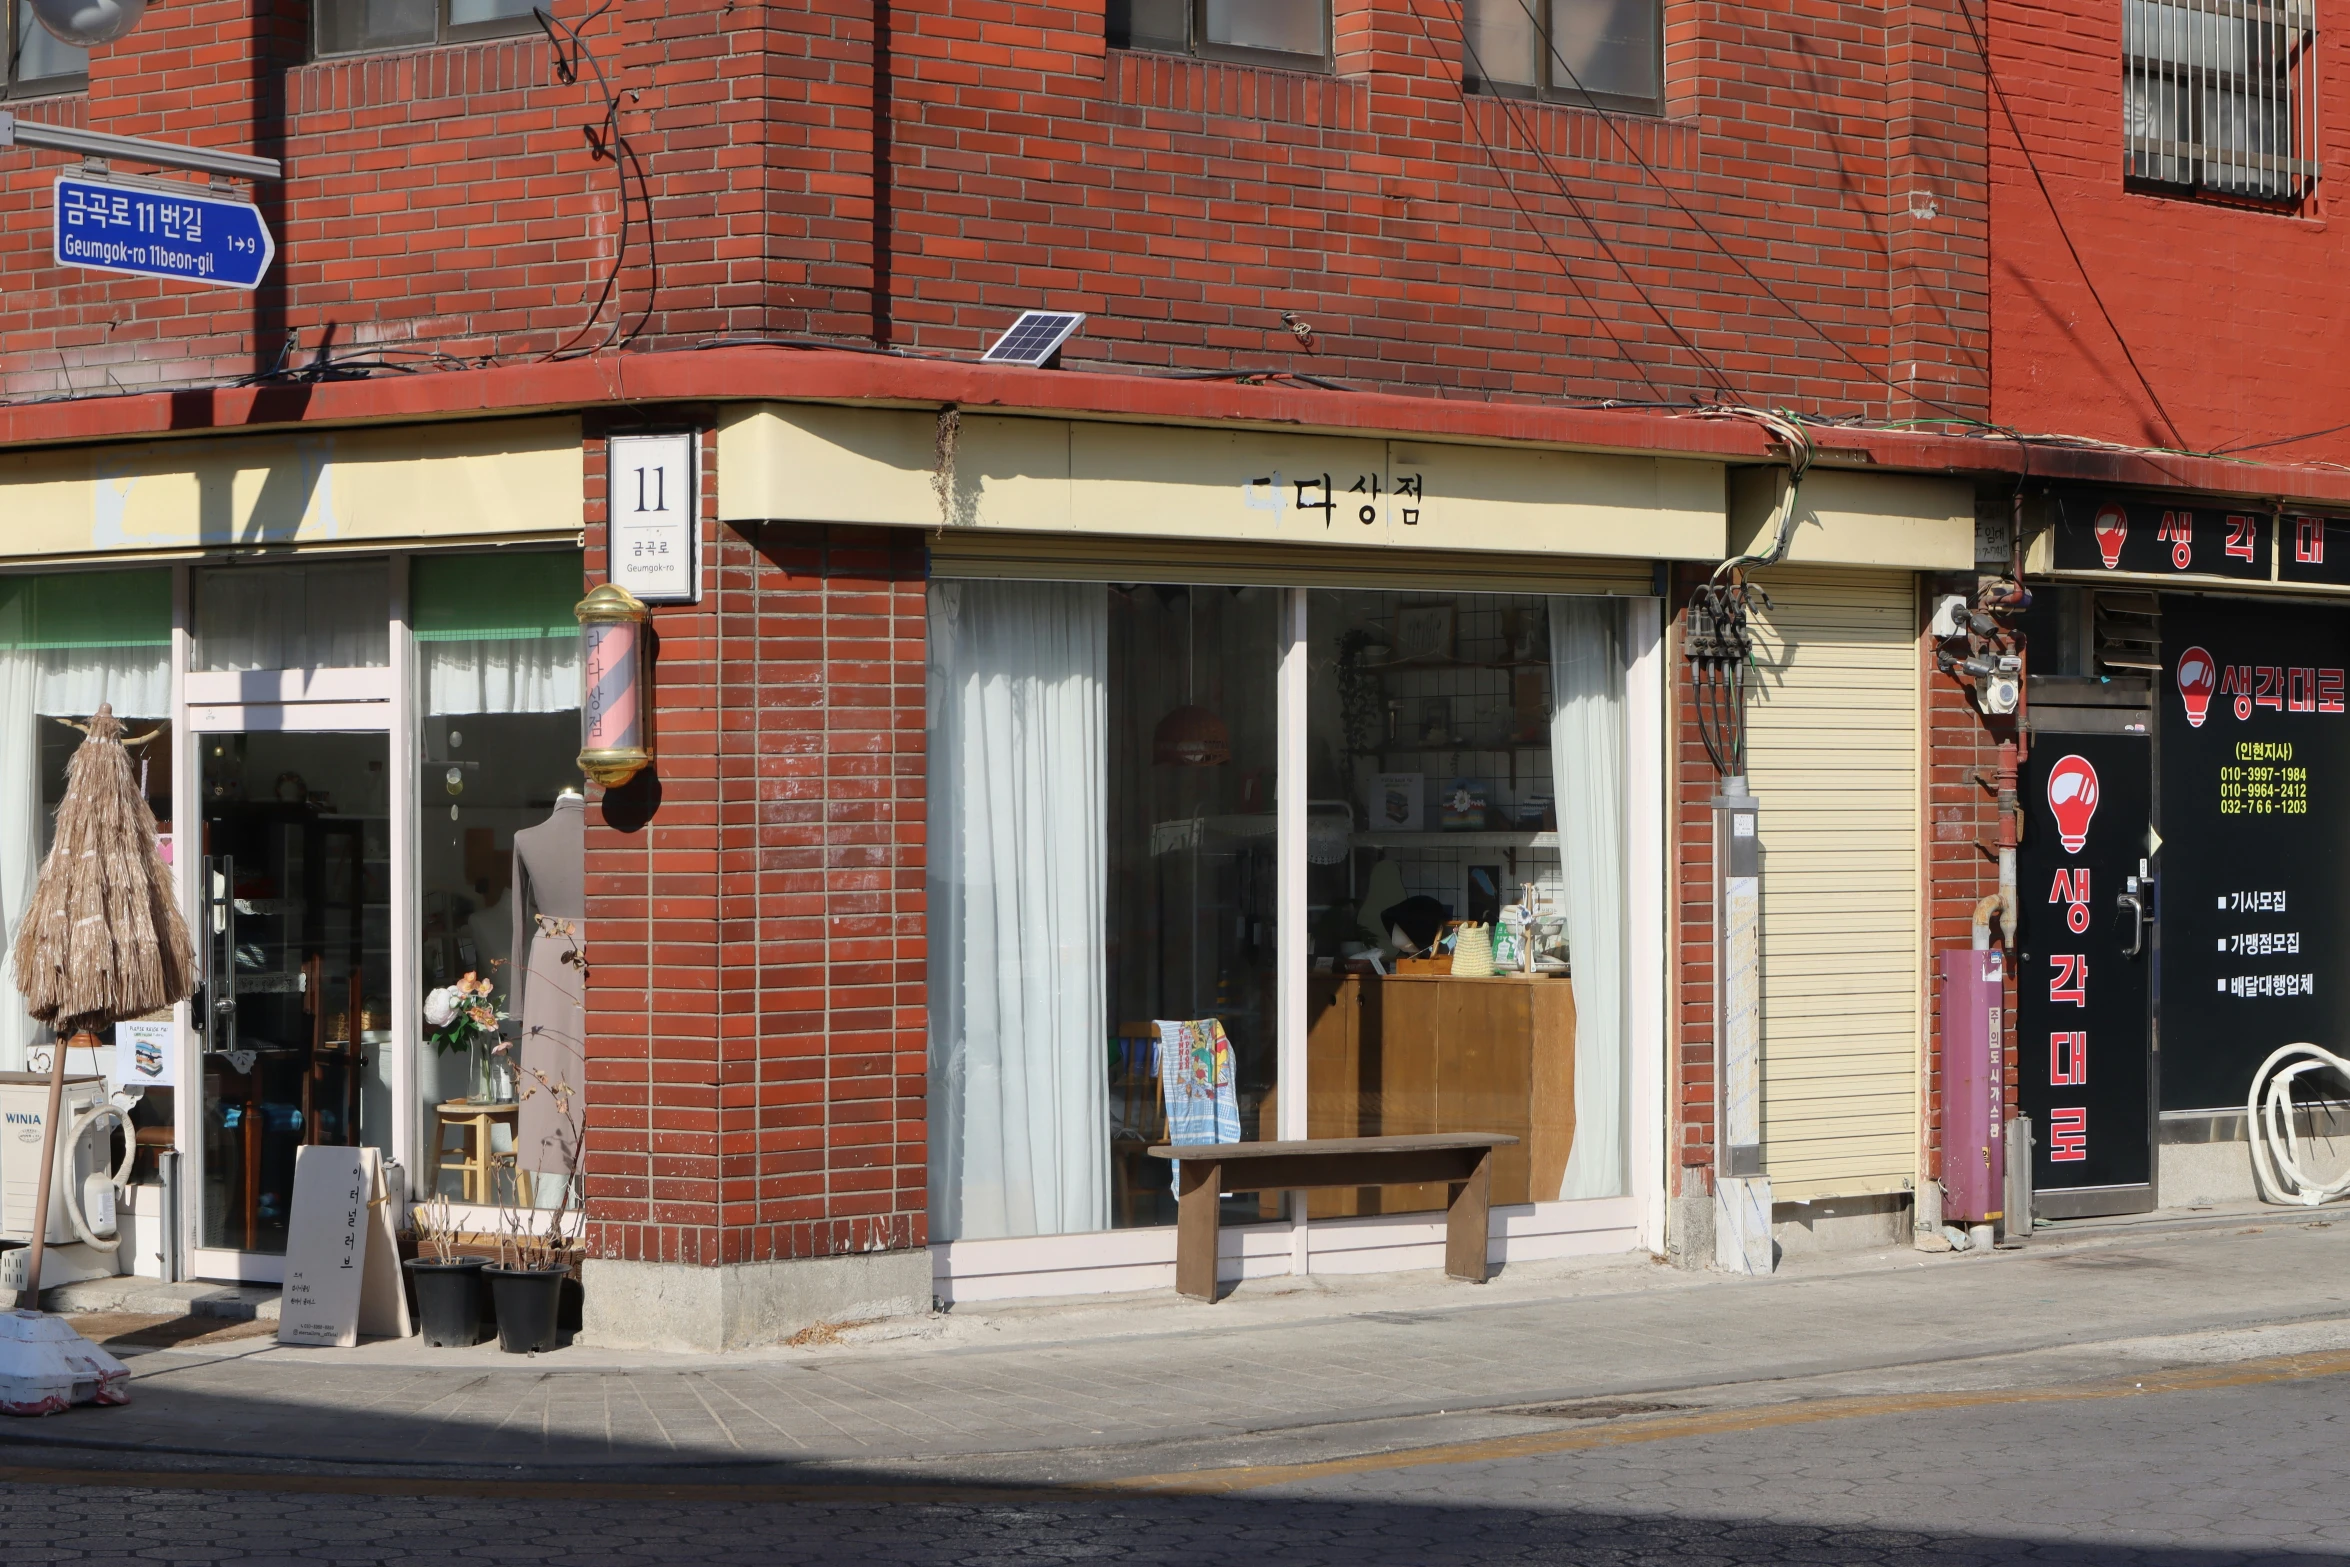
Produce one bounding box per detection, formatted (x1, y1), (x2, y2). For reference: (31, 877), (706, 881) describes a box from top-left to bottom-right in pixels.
(1156, 1018), (1239, 1183)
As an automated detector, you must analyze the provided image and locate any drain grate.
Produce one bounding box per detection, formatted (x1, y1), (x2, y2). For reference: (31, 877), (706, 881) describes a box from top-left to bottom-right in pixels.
(1507, 1398), (1691, 1421)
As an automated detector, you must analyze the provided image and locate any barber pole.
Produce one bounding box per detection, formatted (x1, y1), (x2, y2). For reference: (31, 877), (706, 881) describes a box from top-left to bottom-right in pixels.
(576, 583), (654, 787)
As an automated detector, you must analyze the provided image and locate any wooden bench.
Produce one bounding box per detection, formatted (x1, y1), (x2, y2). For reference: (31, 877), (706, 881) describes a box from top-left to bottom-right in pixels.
(1147, 1133), (1519, 1302)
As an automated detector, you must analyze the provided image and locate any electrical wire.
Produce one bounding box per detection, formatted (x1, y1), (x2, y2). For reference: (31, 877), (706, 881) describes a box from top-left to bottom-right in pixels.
(1685, 574), (1762, 777)
(1154, 367), (1360, 392)
(1950, 0), (2186, 449)
(2213, 418), (2350, 457)
(694, 335), (895, 356)
(1492, 0), (1984, 422)
(1402, 2), (1710, 401)
(535, 1), (658, 360)
(1700, 405), (1817, 578)
(1680, 406), (1816, 777)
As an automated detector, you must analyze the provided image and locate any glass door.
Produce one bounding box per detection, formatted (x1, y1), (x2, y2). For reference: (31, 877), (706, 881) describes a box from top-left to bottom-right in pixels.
(197, 730), (393, 1254)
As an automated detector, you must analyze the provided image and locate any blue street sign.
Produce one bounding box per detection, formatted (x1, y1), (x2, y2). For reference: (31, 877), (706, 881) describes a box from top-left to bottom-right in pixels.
(51, 174), (274, 290)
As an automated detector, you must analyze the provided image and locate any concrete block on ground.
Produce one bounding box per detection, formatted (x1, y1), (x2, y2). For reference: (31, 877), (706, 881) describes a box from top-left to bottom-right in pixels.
(2161, 1136), (2265, 1207)
(42, 1277), (280, 1320)
(1773, 1192), (1911, 1256)
(581, 1249), (933, 1353)
(1667, 1167), (1715, 1271)
(1715, 1175), (1773, 1275)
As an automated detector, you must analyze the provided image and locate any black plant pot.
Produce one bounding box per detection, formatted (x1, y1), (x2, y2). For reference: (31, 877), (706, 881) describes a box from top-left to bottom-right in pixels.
(485, 1265), (567, 1353)
(404, 1257), (488, 1347)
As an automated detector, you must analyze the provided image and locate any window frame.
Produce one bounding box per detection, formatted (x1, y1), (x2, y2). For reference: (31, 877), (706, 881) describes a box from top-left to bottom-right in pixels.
(1460, 0), (1668, 120)
(5, 0), (89, 98)
(2120, 0), (2319, 210)
(1106, 0), (1333, 74)
(309, 0), (541, 61)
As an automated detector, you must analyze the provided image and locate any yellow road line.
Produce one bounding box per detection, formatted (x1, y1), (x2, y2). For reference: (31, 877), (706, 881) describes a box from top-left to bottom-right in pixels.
(3, 1347), (2347, 1505)
(1104, 1347), (2350, 1495)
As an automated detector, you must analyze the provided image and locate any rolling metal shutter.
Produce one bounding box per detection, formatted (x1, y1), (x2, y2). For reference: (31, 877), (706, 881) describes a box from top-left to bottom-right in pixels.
(1744, 568), (1920, 1202)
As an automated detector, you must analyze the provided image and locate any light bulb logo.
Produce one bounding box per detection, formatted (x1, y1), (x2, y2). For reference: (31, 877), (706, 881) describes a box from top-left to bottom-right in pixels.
(2093, 504), (2129, 570)
(2176, 645), (2216, 729)
(2047, 754), (2100, 854)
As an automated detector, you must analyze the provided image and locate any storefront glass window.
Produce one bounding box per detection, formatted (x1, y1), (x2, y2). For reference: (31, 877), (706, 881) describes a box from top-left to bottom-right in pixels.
(198, 731), (393, 1252)
(413, 550), (583, 1209)
(193, 559), (390, 671)
(1304, 590), (1626, 1211)
(930, 579), (1630, 1244)
(0, 571), (172, 1073)
(925, 579), (1279, 1241)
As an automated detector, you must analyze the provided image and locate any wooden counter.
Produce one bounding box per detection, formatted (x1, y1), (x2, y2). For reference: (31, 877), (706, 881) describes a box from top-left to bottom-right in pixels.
(1280, 972), (1576, 1216)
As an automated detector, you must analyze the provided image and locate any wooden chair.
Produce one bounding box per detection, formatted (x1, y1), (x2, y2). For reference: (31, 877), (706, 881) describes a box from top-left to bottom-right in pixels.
(1108, 1022), (1166, 1227)
(433, 1099), (531, 1206)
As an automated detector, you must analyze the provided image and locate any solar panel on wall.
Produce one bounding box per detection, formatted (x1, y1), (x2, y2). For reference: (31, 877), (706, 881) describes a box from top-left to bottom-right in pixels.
(980, 310), (1087, 366)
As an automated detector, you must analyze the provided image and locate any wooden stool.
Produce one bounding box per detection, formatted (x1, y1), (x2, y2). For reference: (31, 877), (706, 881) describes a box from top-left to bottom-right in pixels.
(433, 1100), (531, 1206)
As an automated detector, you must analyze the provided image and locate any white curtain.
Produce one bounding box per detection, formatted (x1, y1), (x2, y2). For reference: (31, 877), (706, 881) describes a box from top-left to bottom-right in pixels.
(0, 631), (171, 1072)
(422, 636), (581, 716)
(194, 561), (387, 671)
(0, 599), (36, 1074)
(1550, 597), (1627, 1201)
(927, 579), (1109, 1242)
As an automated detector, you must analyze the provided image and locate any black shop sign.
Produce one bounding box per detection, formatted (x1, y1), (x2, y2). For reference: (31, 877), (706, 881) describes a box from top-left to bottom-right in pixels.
(2159, 598), (2350, 1111)
(2050, 492), (2269, 581)
(2049, 489), (2350, 589)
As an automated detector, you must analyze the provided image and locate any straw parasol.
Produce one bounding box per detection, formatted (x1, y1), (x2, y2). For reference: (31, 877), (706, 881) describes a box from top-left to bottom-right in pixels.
(10, 705), (193, 1324)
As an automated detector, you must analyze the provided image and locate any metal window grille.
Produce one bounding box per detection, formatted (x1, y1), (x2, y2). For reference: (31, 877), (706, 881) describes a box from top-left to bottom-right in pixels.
(2124, 0), (2319, 204)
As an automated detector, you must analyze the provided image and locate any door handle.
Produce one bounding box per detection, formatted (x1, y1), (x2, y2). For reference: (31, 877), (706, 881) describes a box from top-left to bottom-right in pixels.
(2117, 890), (2147, 958)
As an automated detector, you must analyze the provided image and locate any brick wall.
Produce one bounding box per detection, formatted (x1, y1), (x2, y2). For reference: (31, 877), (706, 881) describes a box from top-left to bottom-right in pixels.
(1990, 0), (2350, 458)
(0, 0), (879, 396)
(888, 0), (1991, 413)
(0, 1), (1989, 418)
(579, 413), (929, 1266)
(1922, 569), (2020, 1201)
(1669, 565), (1715, 1186)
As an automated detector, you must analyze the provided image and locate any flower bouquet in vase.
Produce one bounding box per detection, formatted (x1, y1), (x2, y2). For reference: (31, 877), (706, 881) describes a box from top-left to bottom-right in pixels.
(425, 965), (507, 1103)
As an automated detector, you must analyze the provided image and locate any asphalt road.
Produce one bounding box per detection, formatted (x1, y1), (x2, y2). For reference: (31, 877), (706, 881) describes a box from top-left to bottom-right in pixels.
(4, 1349), (2346, 1564)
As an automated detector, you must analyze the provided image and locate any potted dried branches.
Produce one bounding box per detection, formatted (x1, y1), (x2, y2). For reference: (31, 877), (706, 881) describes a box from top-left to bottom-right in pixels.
(482, 1059), (581, 1354)
(402, 1194), (487, 1348)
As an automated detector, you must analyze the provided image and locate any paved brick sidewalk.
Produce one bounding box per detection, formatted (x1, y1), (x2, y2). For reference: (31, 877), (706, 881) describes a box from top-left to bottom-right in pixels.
(4, 1214), (2347, 1483)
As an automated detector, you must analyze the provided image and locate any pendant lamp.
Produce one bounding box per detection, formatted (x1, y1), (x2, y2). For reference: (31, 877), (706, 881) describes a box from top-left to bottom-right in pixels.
(1153, 589), (1230, 766)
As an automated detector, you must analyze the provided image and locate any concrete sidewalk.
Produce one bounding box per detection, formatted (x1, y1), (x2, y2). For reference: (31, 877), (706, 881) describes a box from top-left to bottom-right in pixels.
(7, 1207), (2350, 1486)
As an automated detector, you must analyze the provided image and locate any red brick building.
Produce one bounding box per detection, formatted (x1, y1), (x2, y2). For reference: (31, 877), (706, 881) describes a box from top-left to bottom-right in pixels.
(1971, 0), (2350, 1229)
(1988, 0), (2349, 462)
(0, 1), (2343, 1343)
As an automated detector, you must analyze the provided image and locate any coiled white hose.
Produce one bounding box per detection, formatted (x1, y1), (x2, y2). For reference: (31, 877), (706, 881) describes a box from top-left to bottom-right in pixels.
(59, 1101), (133, 1247)
(2246, 1043), (2350, 1206)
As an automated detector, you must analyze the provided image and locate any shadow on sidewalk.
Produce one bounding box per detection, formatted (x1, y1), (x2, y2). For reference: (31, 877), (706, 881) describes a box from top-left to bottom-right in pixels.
(0, 1475), (2330, 1566)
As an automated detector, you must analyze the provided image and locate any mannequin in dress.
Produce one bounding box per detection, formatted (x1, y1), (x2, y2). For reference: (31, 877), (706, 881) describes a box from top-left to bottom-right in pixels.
(510, 789), (585, 1198)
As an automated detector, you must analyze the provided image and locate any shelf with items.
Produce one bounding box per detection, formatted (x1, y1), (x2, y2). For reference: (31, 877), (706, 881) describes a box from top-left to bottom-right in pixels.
(1372, 740), (1553, 756)
(1351, 830), (1559, 851)
(1363, 657), (1552, 674)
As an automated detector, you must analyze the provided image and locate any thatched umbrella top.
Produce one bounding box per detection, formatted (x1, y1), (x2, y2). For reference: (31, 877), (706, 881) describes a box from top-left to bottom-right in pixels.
(11, 705), (194, 1036)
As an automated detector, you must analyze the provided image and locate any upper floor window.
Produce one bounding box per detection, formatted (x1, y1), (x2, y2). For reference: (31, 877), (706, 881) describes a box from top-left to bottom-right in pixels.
(2124, 0), (2317, 206)
(1108, 0), (1329, 70)
(1464, 0), (1663, 116)
(313, 0), (538, 58)
(7, 1), (87, 96)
